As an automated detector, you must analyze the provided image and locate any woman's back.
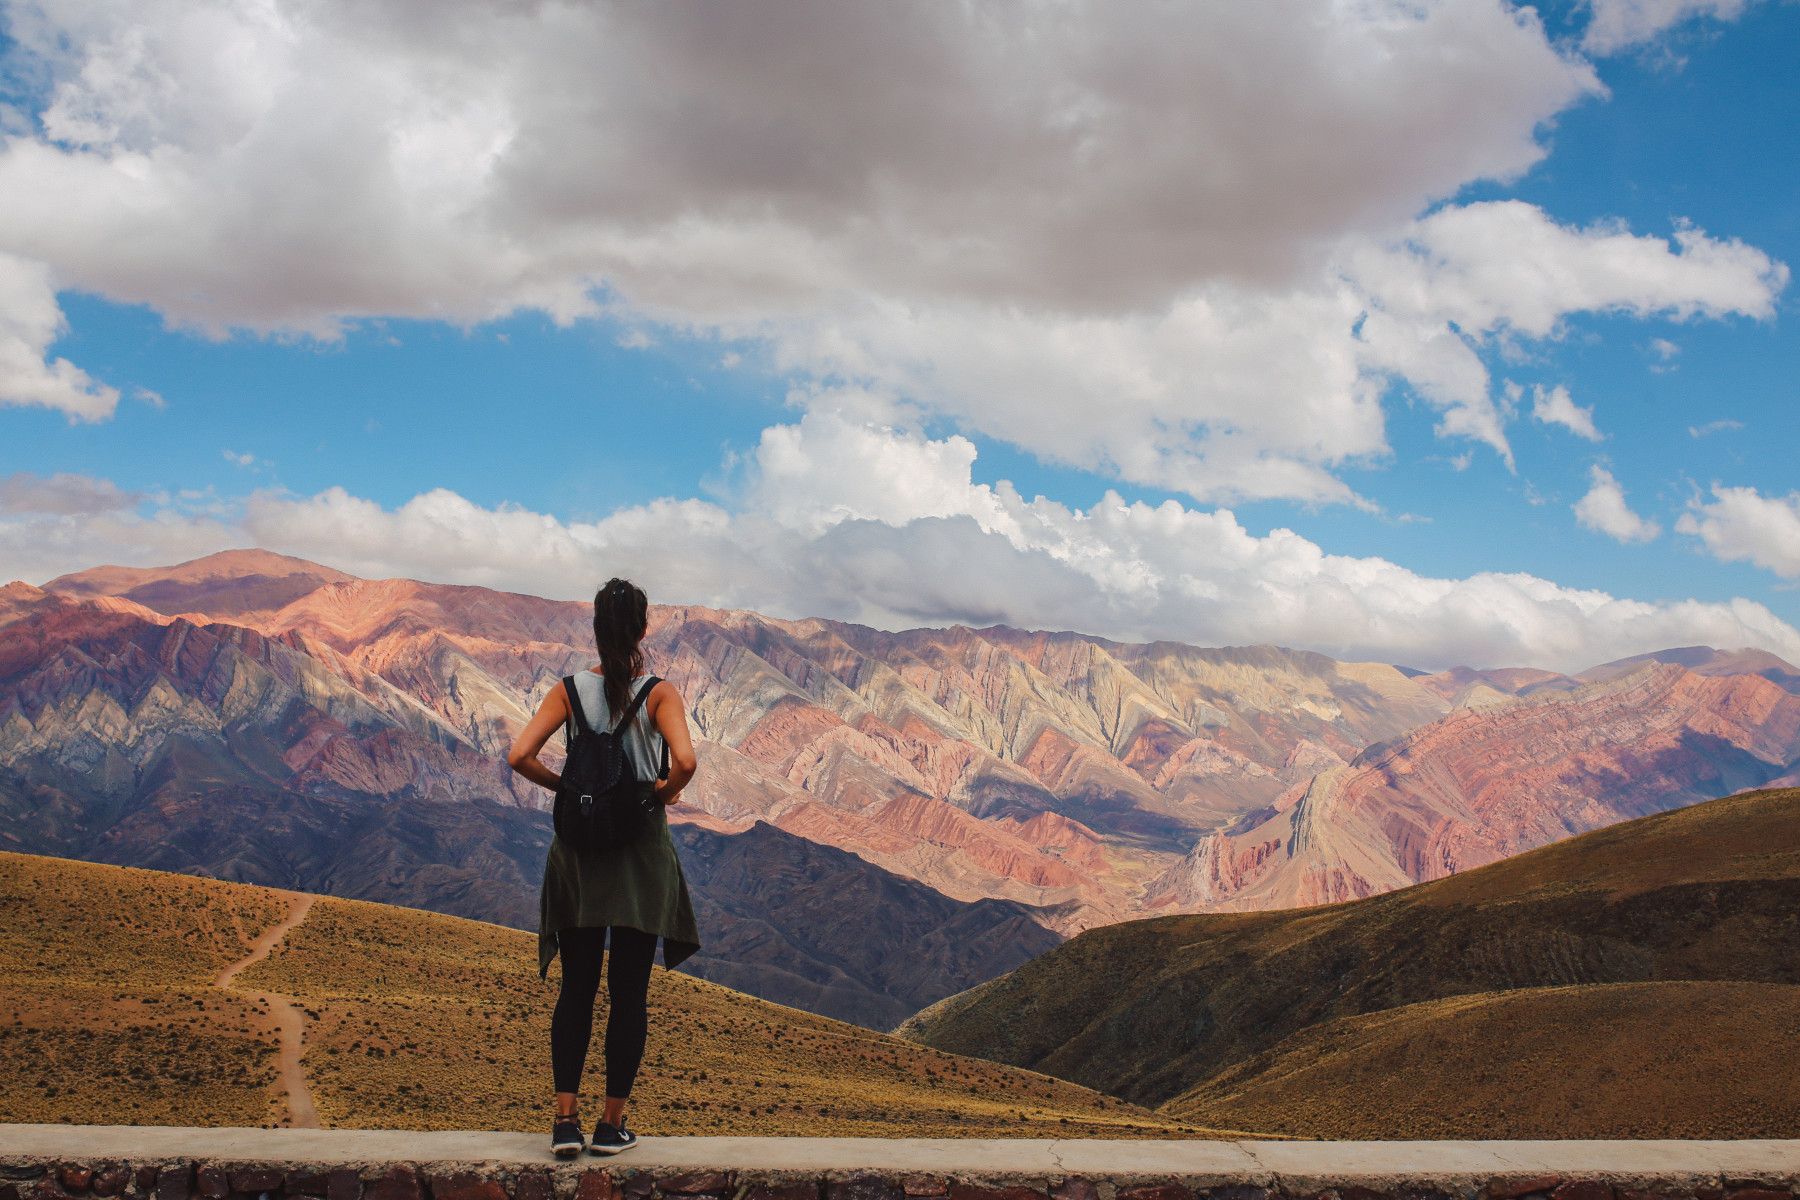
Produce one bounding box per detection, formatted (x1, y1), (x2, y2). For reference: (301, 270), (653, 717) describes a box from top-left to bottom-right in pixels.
(564, 669), (665, 784)
(536, 662), (699, 979)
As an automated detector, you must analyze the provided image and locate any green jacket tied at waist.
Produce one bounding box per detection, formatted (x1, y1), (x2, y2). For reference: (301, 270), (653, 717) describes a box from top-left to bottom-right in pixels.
(537, 668), (702, 978)
(538, 796), (702, 978)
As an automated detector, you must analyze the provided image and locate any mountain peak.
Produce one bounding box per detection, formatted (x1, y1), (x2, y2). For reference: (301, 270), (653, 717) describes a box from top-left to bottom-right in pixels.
(44, 548), (359, 620)
(48, 548), (355, 591)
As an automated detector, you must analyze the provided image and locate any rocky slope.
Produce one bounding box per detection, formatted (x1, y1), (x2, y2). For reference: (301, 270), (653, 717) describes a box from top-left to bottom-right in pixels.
(1141, 661), (1800, 910)
(897, 785), (1800, 1137)
(1578, 643), (1800, 692)
(36, 550), (1472, 931)
(44, 548), (356, 619)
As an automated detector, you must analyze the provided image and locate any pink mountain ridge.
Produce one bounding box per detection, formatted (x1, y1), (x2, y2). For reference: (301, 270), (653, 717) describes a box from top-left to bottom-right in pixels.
(10, 548), (1796, 935)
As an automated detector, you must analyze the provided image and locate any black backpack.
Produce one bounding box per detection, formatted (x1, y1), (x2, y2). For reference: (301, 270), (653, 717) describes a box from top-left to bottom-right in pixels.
(553, 674), (669, 853)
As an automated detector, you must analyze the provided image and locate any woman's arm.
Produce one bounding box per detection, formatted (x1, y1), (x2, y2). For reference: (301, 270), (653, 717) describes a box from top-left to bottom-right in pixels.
(647, 680), (698, 805)
(507, 684), (572, 792)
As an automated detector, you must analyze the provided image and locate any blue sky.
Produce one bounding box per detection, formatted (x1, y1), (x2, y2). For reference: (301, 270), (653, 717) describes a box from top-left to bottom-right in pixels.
(0, 1), (1796, 672)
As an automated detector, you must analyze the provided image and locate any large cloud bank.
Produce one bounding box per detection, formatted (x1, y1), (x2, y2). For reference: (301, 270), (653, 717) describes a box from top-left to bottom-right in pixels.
(0, 0), (1793, 673)
(6, 413), (1799, 674)
(0, 1), (1785, 503)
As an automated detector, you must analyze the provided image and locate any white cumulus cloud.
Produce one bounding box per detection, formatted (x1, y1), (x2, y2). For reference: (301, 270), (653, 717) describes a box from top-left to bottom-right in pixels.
(0, 251), (119, 419)
(1574, 465), (1663, 543)
(0, 471), (139, 515)
(0, 0), (1783, 508)
(1676, 484), (1800, 578)
(0, 1), (1602, 327)
(7, 415), (1799, 674)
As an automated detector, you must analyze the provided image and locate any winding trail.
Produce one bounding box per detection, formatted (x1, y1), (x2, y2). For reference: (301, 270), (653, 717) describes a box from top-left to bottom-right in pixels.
(214, 893), (320, 1129)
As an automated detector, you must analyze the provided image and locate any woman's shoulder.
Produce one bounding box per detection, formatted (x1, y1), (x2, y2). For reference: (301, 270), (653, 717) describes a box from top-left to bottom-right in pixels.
(568, 668), (652, 683)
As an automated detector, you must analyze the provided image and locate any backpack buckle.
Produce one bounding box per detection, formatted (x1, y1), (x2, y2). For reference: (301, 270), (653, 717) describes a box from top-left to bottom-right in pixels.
(579, 794), (593, 816)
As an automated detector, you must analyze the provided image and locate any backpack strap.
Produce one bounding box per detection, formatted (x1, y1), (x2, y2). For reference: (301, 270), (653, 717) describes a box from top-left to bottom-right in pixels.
(611, 675), (660, 733)
(562, 675), (593, 737)
(616, 675), (672, 780)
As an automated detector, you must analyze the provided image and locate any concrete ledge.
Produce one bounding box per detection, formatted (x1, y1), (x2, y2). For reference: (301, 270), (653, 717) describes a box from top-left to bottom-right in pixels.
(2, 1127), (1797, 1200)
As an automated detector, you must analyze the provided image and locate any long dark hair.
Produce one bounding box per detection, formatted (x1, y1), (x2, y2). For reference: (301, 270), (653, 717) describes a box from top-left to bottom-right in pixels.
(592, 577), (649, 718)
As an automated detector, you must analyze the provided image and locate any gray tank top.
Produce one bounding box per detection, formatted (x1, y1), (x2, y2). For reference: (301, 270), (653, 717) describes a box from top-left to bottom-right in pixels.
(564, 670), (665, 782)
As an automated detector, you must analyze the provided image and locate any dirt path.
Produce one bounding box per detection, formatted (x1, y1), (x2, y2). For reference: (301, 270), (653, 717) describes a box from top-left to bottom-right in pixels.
(214, 893), (320, 1129)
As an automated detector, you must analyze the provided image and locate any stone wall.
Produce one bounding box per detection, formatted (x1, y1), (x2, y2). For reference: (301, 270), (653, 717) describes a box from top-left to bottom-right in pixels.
(3, 1156), (1798, 1200)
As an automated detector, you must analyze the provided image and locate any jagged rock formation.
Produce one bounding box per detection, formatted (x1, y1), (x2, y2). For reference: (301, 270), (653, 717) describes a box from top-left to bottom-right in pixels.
(1141, 662), (1800, 910)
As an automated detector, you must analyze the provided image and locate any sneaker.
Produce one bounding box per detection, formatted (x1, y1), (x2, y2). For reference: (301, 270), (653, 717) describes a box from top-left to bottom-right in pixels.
(588, 1118), (638, 1155)
(551, 1115), (585, 1159)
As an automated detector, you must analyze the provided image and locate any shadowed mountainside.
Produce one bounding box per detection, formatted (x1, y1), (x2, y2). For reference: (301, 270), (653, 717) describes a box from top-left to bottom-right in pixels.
(670, 820), (1060, 1030)
(1166, 980), (1800, 1138)
(897, 785), (1800, 1138)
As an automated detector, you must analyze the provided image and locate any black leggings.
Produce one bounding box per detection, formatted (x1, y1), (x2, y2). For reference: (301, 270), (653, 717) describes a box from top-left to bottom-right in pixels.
(551, 925), (658, 1099)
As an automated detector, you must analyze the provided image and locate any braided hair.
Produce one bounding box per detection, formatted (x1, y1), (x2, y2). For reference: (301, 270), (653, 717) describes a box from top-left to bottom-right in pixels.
(592, 577), (649, 718)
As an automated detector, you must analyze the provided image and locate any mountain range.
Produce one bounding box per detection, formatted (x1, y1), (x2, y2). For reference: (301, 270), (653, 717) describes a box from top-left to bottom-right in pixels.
(4, 548), (1798, 1028)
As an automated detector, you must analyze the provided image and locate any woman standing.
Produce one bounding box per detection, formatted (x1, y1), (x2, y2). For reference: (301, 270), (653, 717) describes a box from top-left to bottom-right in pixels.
(507, 577), (702, 1158)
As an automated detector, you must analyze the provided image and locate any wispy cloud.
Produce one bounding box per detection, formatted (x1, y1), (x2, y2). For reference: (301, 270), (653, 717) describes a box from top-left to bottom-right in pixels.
(1530, 383), (1605, 442)
(1581, 0), (1754, 55)
(222, 449), (272, 471)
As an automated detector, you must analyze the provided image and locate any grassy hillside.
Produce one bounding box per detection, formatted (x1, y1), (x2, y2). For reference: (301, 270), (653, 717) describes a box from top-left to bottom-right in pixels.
(1169, 980), (1800, 1138)
(0, 855), (293, 1126)
(0, 850), (1233, 1137)
(897, 785), (1800, 1137)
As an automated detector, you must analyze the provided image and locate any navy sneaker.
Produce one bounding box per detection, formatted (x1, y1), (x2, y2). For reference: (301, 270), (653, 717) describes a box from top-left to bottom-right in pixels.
(551, 1115), (584, 1158)
(588, 1117), (638, 1155)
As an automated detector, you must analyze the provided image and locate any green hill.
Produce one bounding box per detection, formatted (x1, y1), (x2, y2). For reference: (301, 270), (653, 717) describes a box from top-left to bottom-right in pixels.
(896, 785), (1800, 1138)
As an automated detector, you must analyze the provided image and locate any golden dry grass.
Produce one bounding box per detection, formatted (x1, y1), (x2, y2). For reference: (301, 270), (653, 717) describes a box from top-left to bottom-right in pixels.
(1167, 980), (1800, 1139)
(238, 891), (1242, 1136)
(0, 849), (291, 986)
(0, 850), (297, 1125)
(0, 850), (1249, 1136)
(0, 988), (280, 1125)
